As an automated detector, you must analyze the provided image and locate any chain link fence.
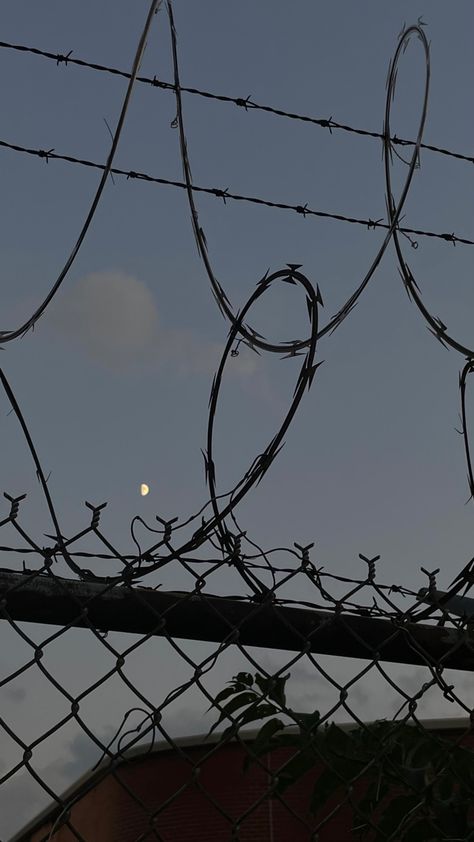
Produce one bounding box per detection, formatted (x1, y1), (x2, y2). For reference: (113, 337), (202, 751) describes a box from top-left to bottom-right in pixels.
(1, 506), (474, 840)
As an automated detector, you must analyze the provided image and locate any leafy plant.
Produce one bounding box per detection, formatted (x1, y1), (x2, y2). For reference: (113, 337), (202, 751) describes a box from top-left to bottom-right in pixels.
(209, 672), (474, 840)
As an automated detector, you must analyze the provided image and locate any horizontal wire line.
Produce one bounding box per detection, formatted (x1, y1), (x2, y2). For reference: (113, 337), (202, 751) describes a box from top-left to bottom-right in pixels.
(0, 137), (471, 246)
(0, 39), (473, 166)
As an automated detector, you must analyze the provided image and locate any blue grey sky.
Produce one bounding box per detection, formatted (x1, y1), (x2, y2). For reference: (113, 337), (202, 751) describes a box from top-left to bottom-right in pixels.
(0, 1), (473, 836)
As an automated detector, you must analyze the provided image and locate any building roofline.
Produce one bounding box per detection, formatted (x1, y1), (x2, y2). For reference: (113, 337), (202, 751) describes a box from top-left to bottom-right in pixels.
(9, 716), (472, 841)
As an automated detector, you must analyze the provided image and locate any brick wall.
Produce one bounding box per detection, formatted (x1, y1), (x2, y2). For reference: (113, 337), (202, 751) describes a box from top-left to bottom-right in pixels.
(28, 727), (474, 841)
(30, 742), (353, 841)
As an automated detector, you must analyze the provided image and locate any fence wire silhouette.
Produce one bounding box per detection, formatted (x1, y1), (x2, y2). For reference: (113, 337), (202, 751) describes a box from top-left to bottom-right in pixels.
(1, 3), (474, 840)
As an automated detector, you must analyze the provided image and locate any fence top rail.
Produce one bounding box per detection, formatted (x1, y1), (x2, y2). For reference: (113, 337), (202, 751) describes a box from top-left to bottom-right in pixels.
(2, 569), (474, 671)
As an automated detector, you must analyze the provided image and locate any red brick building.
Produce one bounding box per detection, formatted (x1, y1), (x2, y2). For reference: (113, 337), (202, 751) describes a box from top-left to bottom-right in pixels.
(12, 718), (472, 842)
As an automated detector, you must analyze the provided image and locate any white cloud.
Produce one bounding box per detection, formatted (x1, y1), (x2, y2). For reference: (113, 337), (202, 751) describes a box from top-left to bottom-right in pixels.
(50, 270), (258, 379)
(51, 270), (159, 366)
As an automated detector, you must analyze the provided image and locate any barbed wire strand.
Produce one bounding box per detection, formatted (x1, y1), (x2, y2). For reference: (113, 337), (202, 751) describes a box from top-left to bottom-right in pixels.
(0, 137), (470, 248)
(0, 38), (472, 167)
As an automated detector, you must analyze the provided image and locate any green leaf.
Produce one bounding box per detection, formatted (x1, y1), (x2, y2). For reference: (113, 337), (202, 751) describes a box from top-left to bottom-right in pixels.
(220, 703), (278, 742)
(322, 723), (353, 755)
(208, 685), (238, 710)
(319, 726), (366, 780)
(254, 673), (270, 695)
(254, 673), (289, 707)
(243, 718), (285, 770)
(270, 731), (302, 749)
(209, 676), (474, 840)
(208, 691), (258, 734)
(293, 710), (321, 735)
(252, 716), (285, 750)
(234, 672), (253, 686)
(240, 702), (277, 727)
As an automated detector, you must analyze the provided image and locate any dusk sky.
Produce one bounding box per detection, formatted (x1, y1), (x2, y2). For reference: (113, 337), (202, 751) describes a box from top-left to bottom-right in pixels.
(0, 2), (473, 837)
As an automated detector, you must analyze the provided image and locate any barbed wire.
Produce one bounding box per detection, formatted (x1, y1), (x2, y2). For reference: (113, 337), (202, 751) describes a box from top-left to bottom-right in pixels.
(166, 5), (474, 606)
(0, 13), (470, 603)
(0, 13), (469, 611)
(0, 136), (471, 249)
(0, 0), (162, 346)
(0, 37), (472, 167)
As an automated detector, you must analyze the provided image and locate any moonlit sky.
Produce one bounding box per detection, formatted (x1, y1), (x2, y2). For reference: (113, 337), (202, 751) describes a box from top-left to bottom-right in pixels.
(0, 1), (473, 836)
